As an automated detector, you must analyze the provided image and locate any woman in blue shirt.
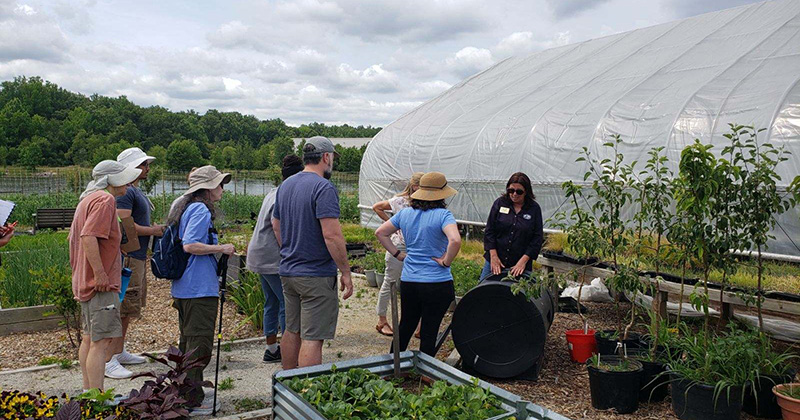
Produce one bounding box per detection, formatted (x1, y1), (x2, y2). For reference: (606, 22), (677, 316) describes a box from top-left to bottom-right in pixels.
(165, 165), (235, 415)
(376, 172), (461, 356)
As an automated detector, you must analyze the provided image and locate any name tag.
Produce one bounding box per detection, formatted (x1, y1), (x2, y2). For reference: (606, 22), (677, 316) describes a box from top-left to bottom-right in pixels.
(523, 214), (532, 220)
(499, 207), (510, 214)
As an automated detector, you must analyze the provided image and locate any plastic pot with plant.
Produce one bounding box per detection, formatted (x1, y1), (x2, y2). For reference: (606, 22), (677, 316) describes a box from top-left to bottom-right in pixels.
(586, 354), (643, 414)
(548, 179), (608, 363)
(667, 324), (759, 420)
(773, 383), (800, 420)
(742, 330), (797, 419)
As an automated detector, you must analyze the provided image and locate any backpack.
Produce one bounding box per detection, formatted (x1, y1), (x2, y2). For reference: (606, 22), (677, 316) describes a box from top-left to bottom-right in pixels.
(150, 222), (190, 280)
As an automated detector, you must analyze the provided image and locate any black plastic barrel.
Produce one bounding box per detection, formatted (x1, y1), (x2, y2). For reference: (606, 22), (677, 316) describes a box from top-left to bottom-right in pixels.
(452, 276), (554, 379)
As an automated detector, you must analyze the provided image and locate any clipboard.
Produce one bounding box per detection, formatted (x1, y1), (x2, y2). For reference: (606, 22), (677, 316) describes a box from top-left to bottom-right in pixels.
(0, 199), (14, 226)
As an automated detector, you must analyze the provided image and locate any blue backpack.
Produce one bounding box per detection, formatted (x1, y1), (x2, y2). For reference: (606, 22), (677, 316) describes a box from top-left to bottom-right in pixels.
(150, 223), (190, 280)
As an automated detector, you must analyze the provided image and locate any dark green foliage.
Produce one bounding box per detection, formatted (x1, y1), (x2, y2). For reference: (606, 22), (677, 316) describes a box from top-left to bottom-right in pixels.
(339, 193), (360, 223)
(451, 259), (482, 296)
(283, 368), (506, 420)
(0, 76), (377, 171)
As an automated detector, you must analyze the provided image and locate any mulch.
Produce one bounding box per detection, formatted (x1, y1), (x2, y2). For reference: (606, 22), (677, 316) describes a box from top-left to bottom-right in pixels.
(0, 266), (260, 371)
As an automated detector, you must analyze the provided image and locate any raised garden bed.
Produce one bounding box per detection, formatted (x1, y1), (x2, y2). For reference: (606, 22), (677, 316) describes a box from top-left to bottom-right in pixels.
(272, 351), (571, 420)
(0, 304), (61, 335)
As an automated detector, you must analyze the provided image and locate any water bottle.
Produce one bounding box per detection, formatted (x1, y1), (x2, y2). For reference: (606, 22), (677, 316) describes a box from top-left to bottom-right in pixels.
(120, 267), (132, 302)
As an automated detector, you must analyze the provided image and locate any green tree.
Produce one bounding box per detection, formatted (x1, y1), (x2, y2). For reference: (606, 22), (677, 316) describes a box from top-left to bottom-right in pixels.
(271, 136), (295, 166)
(18, 136), (46, 169)
(147, 145), (167, 166)
(166, 139), (205, 171)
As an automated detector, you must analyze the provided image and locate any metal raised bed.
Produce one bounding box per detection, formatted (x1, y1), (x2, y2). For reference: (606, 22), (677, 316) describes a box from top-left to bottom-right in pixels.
(272, 351), (571, 420)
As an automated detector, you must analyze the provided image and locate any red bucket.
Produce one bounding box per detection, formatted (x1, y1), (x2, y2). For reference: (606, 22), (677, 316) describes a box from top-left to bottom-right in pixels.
(565, 329), (597, 363)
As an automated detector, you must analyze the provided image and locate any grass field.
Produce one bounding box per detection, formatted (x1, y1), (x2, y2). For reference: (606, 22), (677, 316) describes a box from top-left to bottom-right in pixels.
(0, 232), (70, 308)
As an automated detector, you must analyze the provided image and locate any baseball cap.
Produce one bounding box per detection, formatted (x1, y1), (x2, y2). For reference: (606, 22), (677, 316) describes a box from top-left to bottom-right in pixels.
(302, 136), (339, 157)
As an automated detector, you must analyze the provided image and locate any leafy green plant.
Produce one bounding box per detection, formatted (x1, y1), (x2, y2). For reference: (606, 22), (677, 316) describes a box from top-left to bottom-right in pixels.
(726, 124), (800, 331)
(233, 397), (268, 412)
(362, 251), (386, 273)
(218, 377), (235, 391)
(450, 258), (481, 296)
(56, 388), (138, 420)
(38, 356), (73, 369)
(228, 271), (265, 332)
(121, 346), (213, 417)
(36, 266), (82, 348)
(778, 384), (800, 400)
(283, 368), (506, 420)
(0, 232), (70, 308)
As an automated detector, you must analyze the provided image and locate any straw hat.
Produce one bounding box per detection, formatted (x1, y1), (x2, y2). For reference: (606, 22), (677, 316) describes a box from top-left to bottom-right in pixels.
(410, 172), (457, 201)
(183, 165), (232, 196)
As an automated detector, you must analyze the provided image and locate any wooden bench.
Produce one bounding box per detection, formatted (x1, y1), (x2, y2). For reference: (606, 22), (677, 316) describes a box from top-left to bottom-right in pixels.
(33, 208), (76, 233)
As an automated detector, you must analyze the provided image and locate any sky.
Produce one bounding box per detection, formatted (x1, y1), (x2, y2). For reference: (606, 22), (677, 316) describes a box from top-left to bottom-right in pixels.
(0, 0), (762, 127)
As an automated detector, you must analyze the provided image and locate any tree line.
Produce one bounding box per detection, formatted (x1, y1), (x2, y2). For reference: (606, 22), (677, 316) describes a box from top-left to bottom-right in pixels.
(0, 76), (378, 172)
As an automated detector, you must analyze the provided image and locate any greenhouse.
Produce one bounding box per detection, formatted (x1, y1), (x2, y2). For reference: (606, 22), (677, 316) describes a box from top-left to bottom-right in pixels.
(359, 0), (800, 256)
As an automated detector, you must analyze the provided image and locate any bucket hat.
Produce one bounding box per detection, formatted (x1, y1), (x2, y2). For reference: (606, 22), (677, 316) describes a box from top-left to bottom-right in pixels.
(410, 172), (458, 201)
(183, 165), (232, 196)
(80, 160), (141, 199)
(117, 147), (156, 168)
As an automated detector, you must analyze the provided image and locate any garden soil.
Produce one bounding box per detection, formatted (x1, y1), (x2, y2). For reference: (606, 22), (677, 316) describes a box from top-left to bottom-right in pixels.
(0, 267), (785, 419)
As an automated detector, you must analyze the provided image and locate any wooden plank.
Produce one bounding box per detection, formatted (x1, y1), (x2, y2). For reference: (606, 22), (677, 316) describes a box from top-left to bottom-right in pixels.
(537, 256), (800, 317)
(0, 318), (62, 335)
(0, 305), (58, 325)
(652, 289), (668, 320)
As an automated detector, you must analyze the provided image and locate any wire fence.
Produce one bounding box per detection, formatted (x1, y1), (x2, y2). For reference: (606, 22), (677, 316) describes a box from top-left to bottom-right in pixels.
(0, 167), (360, 227)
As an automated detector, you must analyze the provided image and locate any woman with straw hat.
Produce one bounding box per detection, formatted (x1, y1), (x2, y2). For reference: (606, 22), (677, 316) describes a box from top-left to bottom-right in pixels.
(371, 172), (424, 337)
(375, 172), (461, 356)
(165, 165), (235, 415)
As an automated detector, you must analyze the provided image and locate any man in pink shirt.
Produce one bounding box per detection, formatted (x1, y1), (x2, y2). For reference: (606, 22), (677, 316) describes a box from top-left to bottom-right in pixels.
(69, 160), (140, 393)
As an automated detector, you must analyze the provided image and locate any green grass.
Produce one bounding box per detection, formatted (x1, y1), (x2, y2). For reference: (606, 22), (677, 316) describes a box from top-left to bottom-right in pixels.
(218, 377), (235, 391)
(233, 397), (268, 412)
(38, 356), (73, 369)
(0, 232), (70, 307)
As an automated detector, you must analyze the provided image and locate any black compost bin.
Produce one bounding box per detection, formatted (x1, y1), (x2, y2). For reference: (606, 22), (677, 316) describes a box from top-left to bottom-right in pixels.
(452, 275), (554, 379)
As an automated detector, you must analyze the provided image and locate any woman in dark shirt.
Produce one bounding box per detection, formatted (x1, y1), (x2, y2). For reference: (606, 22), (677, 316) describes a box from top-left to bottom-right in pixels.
(481, 172), (544, 281)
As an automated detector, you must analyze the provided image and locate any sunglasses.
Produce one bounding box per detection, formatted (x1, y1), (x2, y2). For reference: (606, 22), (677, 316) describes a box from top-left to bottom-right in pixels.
(507, 188), (525, 196)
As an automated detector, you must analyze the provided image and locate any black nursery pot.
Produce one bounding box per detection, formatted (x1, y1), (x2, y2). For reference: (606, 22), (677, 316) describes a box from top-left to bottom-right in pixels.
(586, 356), (643, 414)
(595, 330), (644, 355)
(638, 358), (669, 402)
(670, 373), (743, 420)
(742, 368), (797, 419)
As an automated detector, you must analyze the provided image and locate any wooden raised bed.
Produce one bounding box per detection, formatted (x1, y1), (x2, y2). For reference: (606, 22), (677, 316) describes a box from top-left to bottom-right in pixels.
(0, 305), (61, 336)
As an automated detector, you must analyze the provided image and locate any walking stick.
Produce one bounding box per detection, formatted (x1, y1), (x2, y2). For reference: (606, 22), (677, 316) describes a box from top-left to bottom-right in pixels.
(390, 278), (400, 377)
(212, 254), (230, 417)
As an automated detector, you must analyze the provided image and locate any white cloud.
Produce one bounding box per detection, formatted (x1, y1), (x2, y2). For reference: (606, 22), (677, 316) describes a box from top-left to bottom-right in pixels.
(445, 47), (494, 78)
(545, 0), (612, 19)
(291, 48), (329, 76)
(14, 4), (35, 16)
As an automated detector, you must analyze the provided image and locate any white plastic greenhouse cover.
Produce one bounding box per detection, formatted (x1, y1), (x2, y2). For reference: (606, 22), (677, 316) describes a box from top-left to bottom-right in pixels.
(359, 0), (800, 257)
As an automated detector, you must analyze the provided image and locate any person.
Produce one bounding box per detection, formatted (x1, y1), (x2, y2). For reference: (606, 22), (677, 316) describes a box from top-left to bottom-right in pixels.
(104, 147), (164, 379)
(70, 161), (141, 394)
(246, 154), (304, 363)
(166, 165), (235, 415)
(481, 172), (543, 281)
(0, 221), (16, 249)
(272, 136), (353, 370)
(375, 171), (461, 356)
(371, 172), (424, 337)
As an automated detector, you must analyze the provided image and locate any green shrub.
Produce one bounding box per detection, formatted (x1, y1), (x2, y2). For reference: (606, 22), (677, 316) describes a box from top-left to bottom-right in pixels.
(339, 192), (360, 223)
(362, 252), (386, 273)
(451, 259), (481, 296)
(0, 232), (70, 308)
(228, 271), (265, 332)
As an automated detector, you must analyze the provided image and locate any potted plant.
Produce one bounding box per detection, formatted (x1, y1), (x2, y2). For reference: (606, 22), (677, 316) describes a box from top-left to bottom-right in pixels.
(668, 324), (757, 420)
(578, 136), (643, 356)
(549, 180), (607, 363)
(629, 311), (678, 403)
(363, 252), (381, 287)
(586, 354), (643, 414)
(742, 330), (797, 418)
(773, 383), (800, 420)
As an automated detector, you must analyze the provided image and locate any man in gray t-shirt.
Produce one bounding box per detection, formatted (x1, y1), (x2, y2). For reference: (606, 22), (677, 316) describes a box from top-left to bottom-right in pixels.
(272, 136), (353, 369)
(246, 154), (304, 363)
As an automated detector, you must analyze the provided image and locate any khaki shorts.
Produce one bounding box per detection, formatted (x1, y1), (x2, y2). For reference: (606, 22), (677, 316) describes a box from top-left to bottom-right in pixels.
(120, 257), (147, 318)
(81, 291), (123, 342)
(281, 276), (338, 341)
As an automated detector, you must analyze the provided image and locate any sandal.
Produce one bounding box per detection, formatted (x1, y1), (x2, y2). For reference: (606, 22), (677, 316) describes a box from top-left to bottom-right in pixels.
(376, 323), (393, 337)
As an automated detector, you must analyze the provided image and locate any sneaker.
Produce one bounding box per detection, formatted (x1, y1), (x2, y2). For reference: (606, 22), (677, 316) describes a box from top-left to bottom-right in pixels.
(263, 346), (281, 363)
(104, 356), (134, 379)
(189, 399), (221, 416)
(116, 349), (146, 365)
